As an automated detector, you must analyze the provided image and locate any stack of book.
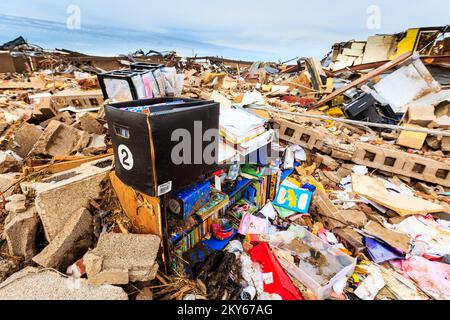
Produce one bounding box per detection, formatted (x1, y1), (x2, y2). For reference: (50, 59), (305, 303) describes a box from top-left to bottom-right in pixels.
(219, 108), (274, 157)
(170, 192), (229, 257)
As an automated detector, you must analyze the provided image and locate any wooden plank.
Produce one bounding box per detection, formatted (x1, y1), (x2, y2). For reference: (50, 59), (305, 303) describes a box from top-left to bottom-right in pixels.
(109, 171), (163, 238)
(313, 51), (413, 108)
(351, 173), (444, 216)
(23, 153), (113, 176)
(330, 54), (450, 77)
(362, 221), (411, 254)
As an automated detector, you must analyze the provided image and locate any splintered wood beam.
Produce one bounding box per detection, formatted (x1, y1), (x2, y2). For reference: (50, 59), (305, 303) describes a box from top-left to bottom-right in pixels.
(312, 51), (413, 108)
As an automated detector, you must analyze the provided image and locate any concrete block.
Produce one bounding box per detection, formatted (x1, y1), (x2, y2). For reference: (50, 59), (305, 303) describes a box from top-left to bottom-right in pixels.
(0, 267), (128, 300)
(0, 150), (21, 174)
(403, 154), (450, 186)
(337, 210), (368, 228)
(352, 142), (450, 187)
(317, 153), (339, 170)
(3, 207), (39, 262)
(0, 172), (22, 198)
(29, 120), (90, 157)
(442, 137), (450, 152)
(5, 202), (26, 213)
(78, 112), (105, 134)
(4, 193), (26, 214)
(40, 111), (74, 128)
(330, 149), (353, 161)
(84, 232), (160, 285)
(33, 208), (94, 270)
(275, 119), (325, 150)
(406, 103), (436, 126)
(51, 89), (104, 110)
(6, 122), (43, 158)
(0, 259), (20, 283)
(32, 156), (113, 241)
(82, 134), (107, 155)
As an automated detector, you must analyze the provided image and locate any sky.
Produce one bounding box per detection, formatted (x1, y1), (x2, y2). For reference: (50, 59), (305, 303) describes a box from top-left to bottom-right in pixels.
(0, 0), (448, 61)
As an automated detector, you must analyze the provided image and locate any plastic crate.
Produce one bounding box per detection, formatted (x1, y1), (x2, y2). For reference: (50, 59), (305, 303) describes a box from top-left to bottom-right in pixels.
(105, 97), (220, 196)
(272, 225), (356, 299)
(98, 69), (155, 101)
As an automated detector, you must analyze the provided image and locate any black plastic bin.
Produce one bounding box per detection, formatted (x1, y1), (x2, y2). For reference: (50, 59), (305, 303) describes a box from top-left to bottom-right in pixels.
(130, 62), (165, 71)
(105, 97), (220, 196)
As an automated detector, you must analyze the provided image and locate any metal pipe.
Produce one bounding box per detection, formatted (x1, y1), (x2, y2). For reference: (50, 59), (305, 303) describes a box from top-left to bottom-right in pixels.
(245, 105), (450, 137)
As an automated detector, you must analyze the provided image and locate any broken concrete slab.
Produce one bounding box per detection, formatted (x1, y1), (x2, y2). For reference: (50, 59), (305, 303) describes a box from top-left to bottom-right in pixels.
(6, 194), (26, 203)
(78, 112), (105, 134)
(5, 122), (43, 158)
(316, 153), (339, 170)
(40, 111), (74, 128)
(3, 206), (39, 262)
(84, 232), (160, 285)
(4, 201), (26, 214)
(33, 208), (93, 270)
(82, 134), (106, 155)
(32, 156), (113, 241)
(322, 170), (342, 184)
(4, 193), (26, 214)
(441, 136), (450, 152)
(428, 115), (450, 129)
(337, 209), (369, 228)
(405, 103), (436, 126)
(28, 120), (90, 157)
(30, 94), (56, 123)
(0, 150), (22, 173)
(0, 259), (20, 283)
(426, 136), (442, 150)
(0, 267), (128, 300)
(0, 172), (22, 198)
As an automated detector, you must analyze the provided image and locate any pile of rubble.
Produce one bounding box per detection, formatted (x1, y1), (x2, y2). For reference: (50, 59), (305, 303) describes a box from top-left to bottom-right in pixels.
(0, 29), (449, 301)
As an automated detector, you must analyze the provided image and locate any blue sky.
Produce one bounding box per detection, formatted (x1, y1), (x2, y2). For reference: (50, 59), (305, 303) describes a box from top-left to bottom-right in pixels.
(0, 0), (448, 60)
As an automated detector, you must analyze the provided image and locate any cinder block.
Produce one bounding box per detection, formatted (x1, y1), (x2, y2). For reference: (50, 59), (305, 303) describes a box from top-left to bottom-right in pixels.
(330, 149), (353, 161)
(51, 89), (104, 110)
(403, 155), (450, 186)
(275, 119), (325, 150)
(353, 142), (450, 187)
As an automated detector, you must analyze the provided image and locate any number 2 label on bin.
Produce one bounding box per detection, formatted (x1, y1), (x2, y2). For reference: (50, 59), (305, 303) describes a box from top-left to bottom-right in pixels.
(118, 144), (134, 170)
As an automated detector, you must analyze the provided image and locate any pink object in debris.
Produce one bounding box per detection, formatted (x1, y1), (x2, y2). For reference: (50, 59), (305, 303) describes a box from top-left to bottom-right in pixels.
(392, 256), (450, 300)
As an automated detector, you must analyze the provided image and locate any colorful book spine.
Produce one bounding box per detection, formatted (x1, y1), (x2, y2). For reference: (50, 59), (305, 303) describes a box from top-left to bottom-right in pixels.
(174, 213), (218, 256)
